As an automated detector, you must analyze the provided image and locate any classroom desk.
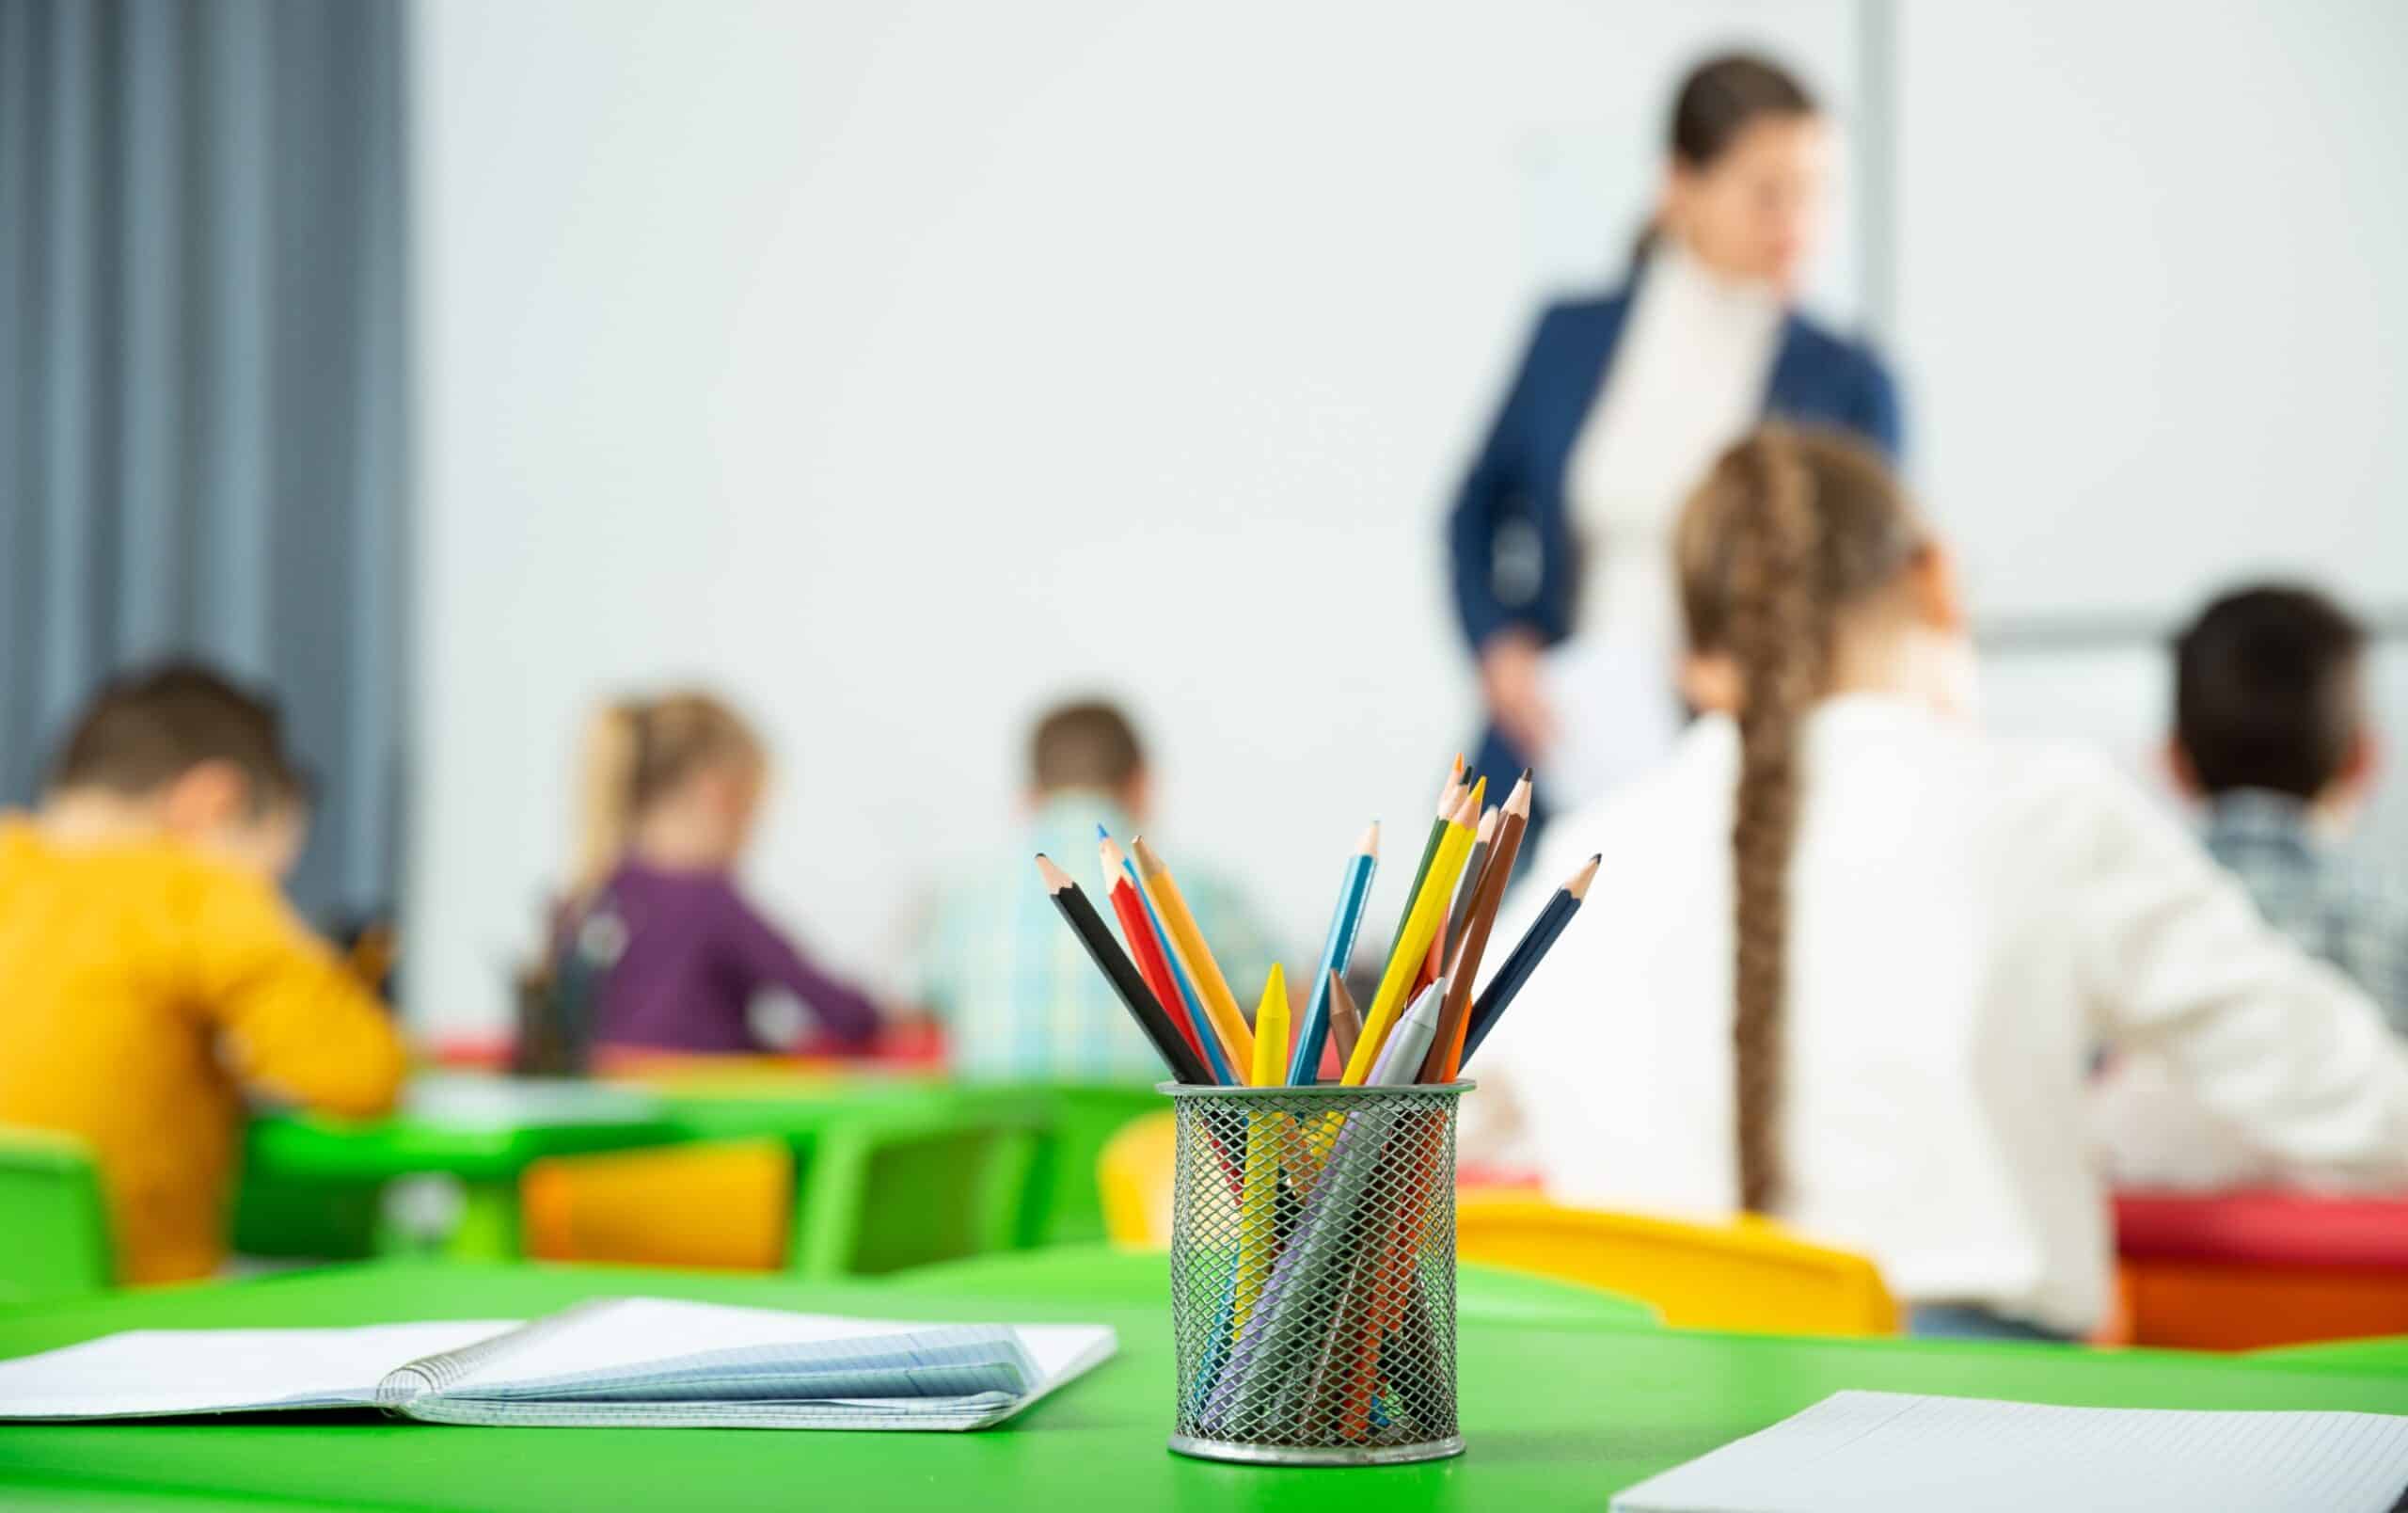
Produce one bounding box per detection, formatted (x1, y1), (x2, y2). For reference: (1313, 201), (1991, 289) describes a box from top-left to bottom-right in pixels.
(242, 1077), (680, 1259)
(2, 1260), (2402, 1511)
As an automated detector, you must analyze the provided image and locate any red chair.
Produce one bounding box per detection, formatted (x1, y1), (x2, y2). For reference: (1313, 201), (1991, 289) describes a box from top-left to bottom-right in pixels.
(2115, 1188), (2408, 1350)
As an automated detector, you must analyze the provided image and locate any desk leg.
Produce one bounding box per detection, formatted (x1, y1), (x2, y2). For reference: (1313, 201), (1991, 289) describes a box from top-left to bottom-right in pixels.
(446, 1178), (521, 1260)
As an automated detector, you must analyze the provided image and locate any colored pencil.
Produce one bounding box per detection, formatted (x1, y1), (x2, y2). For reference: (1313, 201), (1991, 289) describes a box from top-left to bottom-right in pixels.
(1287, 823), (1379, 1085)
(1133, 837), (1256, 1075)
(1233, 964), (1290, 1332)
(1326, 969), (1363, 1070)
(1099, 836), (1208, 1070)
(1383, 769), (1461, 985)
(1035, 855), (1212, 1084)
(1423, 772), (1531, 1082)
(1442, 804), (1501, 962)
(1340, 784), (1481, 1085)
(1102, 823), (1236, 1085)
(1458, 853), (1600, 1070)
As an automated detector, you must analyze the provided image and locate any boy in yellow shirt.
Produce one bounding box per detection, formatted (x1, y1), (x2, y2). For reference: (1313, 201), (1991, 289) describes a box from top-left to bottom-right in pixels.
(0, 664), (405, 1283)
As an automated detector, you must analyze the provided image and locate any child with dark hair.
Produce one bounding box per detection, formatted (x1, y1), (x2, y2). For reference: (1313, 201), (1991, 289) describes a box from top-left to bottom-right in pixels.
(2173, 585), (2407, 1034)
(0, 662), (404, 1283)
(1471, 427), (2408, 1342)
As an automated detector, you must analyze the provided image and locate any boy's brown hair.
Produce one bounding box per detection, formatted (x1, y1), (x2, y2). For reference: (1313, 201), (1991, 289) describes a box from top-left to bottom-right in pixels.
(47, 661), (303, 812)
(1028, 700), (1146, 794)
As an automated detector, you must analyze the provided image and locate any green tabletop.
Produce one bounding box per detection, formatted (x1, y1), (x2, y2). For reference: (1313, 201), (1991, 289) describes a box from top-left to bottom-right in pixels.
(248, 1076), (679, 1183)
(875, 1243), (1664, 1328)
(2246, 1336), (2408, 1375)
(2, 1260), (2401, 1511)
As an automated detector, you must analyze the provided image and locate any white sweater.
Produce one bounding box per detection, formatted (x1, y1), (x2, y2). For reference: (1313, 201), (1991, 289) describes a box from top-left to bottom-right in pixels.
(1473, 694), (2408, 1333)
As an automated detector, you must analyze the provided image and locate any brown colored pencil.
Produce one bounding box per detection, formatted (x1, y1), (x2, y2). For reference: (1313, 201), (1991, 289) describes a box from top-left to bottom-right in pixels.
(1326, 968), (1364, 1070)
(1424, 771), (1532, 1081)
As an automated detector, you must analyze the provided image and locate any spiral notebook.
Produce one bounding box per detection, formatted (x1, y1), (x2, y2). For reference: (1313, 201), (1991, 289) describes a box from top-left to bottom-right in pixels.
(0, 1298), (1116, 1431)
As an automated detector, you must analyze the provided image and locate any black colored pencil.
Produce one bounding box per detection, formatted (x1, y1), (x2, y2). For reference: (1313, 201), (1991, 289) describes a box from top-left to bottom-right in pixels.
(1037, 854), (1213, 1083)
(1457, 854), (1599, 1070)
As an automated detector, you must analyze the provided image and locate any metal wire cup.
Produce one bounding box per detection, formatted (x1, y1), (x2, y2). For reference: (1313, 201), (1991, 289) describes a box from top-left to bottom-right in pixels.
(1162, 1080), (1471, 1466)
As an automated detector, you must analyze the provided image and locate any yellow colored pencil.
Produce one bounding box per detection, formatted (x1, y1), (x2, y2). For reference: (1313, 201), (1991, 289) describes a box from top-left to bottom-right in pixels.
(1132, 837), (1255, 1076)
(1249, 964), (1289, 1088)
(1235, 964), (1290, 1332)
(1340, 784), (1481, 1085)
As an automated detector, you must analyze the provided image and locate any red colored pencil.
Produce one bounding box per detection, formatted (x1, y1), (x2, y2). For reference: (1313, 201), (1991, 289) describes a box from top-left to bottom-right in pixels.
(1100, 836), (1208, 1068)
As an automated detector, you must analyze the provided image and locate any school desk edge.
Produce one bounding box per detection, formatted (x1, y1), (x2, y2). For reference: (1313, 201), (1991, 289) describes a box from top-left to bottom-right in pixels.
(1, 1261), (2402, 1513)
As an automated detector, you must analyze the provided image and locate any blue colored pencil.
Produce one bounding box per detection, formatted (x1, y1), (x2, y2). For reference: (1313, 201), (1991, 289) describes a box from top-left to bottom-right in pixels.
(1286, 824), (1380, 1085)
(1101, 822), (1236, 1084)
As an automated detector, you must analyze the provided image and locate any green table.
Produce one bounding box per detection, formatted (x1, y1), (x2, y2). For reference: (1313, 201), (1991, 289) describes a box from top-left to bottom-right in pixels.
(876, 1243), (1663, 1327)
(241, 1077), (680, 1259)
(2247, 1336), (2408, 1375)
(2, 1260), (2401, 1510)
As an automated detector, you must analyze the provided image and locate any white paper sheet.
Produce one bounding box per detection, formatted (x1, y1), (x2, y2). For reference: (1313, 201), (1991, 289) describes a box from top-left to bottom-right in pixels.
(1612, 1391), (2408, 1513)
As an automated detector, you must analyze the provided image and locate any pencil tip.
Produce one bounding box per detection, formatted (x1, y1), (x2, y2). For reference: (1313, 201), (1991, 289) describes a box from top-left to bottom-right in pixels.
(1568, 854), (1602, 898)
(1094, 822), (1110, 841)
(1356, 820), (1380, 855)
(1034, 854), (1072, 891)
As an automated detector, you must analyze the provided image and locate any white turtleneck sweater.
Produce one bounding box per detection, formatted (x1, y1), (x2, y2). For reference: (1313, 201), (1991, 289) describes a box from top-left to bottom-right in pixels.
(1567, 240), (1785, 647)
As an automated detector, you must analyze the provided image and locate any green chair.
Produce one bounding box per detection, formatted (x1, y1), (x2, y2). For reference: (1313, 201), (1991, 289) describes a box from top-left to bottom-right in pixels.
(0, 1126), (112, 1302)
(1014, 1085), (1163, 1247)
(788, 1105), (1048, 1278)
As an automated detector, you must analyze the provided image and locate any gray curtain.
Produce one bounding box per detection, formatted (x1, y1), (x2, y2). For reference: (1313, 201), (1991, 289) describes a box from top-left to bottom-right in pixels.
(0, 0), (407, 924)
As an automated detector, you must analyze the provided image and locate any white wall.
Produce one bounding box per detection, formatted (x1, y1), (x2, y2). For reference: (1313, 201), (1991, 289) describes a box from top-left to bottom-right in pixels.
(1893, 1), (2408, 622)
(407, 0), (1864, 1037)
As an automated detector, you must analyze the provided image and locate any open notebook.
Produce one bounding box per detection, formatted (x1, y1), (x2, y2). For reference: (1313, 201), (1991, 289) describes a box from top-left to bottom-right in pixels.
(0, 1298), (1116, 1431)
(1612, 1391), (2408, 1513)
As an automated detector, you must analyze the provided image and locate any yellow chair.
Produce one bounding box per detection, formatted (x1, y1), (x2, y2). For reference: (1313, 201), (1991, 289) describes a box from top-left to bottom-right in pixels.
(1097, 1111), (1175, 1249)
(522, 1139), (792, 1271)
(1455, 1196), (1897, 1336)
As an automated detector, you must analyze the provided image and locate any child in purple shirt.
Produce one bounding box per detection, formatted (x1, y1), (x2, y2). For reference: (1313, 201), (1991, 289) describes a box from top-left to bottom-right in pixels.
(547, 692), (879, 1060)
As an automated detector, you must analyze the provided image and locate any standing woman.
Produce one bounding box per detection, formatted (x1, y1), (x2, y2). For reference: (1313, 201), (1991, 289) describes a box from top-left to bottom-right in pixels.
(1450, 54), (1900, 819)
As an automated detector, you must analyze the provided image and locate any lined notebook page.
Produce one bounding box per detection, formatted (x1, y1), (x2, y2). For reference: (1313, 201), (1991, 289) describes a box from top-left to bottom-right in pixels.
(0, 1322), (515, 1420)
(1612, 1391), (2408, 1513)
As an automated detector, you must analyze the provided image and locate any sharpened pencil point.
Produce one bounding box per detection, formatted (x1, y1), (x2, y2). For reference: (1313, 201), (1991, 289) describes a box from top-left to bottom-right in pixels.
(1356, 820), (1380, 857)
(1035, 854), (1073, 891)
(1569, 854), (1601, 899)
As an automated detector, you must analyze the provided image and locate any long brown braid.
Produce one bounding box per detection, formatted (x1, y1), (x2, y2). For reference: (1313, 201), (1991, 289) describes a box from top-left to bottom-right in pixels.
(1675, 425), (1926, 1214)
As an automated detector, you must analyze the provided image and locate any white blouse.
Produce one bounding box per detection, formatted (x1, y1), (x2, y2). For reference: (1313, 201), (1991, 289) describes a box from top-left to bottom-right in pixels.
(1471, 694), (2408, 1334)
(1567, 241), (1784, 647)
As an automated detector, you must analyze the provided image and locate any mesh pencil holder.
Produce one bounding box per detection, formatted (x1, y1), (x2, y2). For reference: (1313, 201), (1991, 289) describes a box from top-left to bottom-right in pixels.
(1162, 1080), (1471, 1467)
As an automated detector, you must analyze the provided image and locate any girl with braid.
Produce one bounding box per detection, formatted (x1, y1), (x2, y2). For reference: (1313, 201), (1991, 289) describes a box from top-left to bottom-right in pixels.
(1471, 425), (2408, 1341)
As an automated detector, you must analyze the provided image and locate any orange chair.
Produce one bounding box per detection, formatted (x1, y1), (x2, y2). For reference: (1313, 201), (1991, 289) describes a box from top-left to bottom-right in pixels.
(521, 1138), (792, 1271)
(1097, 1111), (1176, 1250)
(1454, 1196), (1898, 1336)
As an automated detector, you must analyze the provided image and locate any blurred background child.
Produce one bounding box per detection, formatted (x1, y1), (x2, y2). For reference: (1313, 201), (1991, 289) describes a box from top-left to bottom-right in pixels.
(0, 664), (405, 1284)
(917, 699), (1279, 1081)
(2173, 584), (2408, 1035)
(539, 691), (881, 1066)
(1471, 427), (2408, 1342)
